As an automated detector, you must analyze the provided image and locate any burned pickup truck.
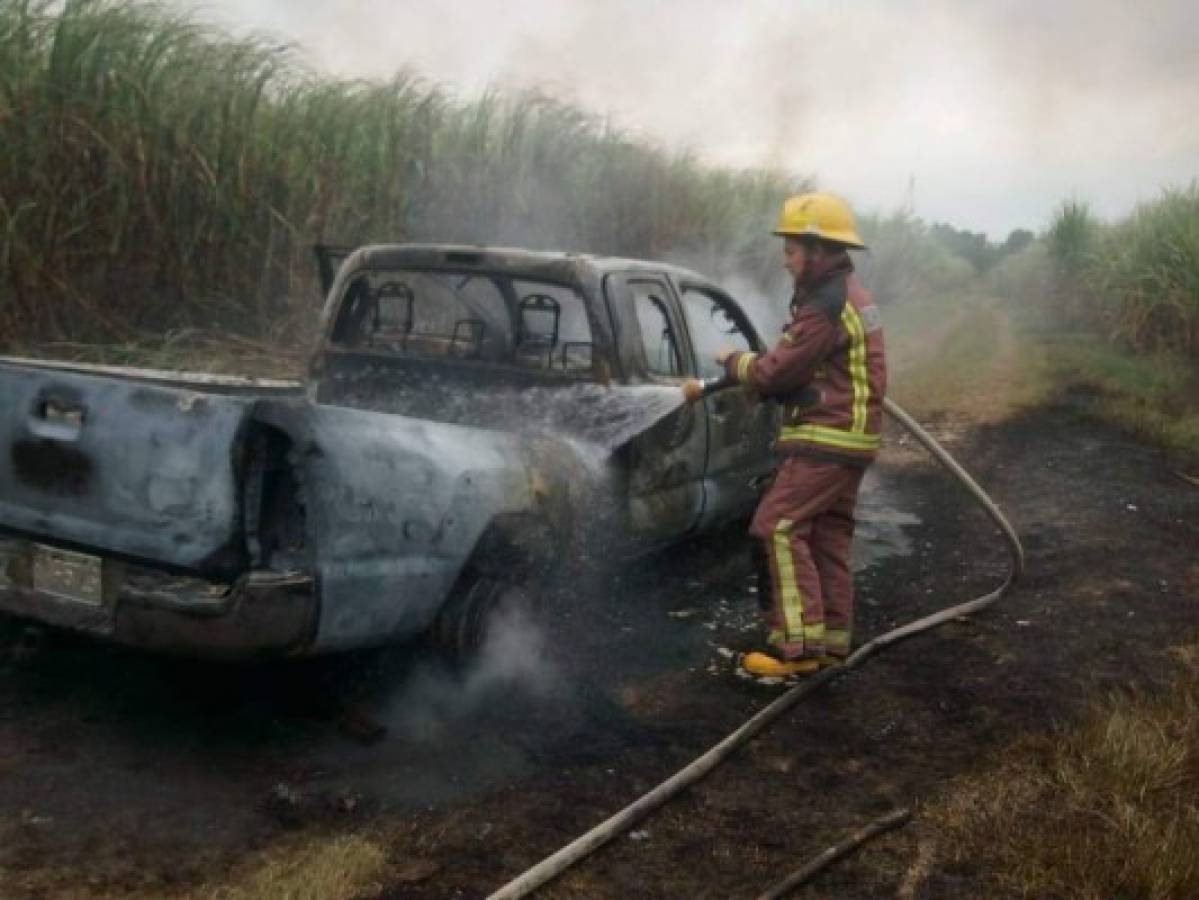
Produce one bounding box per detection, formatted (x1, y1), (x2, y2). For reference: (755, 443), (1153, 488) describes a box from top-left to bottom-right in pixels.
(0, 245), (776, 659)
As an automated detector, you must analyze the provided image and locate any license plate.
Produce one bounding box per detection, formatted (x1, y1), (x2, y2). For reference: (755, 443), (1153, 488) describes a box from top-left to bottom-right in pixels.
(32, 545), (104, 607)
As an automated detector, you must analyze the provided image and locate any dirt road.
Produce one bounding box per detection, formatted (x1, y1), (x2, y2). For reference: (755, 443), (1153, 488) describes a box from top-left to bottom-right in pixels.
(1, 387), (1196, 898)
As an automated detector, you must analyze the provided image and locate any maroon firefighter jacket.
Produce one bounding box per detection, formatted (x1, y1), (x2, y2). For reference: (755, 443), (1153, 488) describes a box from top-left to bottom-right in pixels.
(725, 257), (887, 466)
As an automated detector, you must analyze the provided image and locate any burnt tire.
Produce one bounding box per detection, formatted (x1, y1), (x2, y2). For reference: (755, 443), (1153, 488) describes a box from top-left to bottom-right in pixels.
(429, 575), (537, 659)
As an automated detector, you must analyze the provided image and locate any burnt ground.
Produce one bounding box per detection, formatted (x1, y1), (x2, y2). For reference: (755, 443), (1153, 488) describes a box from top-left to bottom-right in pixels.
(0, 396), (1197, 899)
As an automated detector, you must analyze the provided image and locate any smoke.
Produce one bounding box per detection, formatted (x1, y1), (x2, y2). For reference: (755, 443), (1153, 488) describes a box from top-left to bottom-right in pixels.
(380, 604), (561, 744)
(187, 0), (1199, 237)
(715, 271), (790, 341)
(333, 383), (691, 744)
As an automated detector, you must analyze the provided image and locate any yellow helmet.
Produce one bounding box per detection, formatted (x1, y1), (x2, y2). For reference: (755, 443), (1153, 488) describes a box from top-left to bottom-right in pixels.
(773, 192), (866, 249)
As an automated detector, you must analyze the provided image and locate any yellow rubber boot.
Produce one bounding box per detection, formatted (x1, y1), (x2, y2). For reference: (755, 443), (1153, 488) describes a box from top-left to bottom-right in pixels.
(740, 651), (821, 678)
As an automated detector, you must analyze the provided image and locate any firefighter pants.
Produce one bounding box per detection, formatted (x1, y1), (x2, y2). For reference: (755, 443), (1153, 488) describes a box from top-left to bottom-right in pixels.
(750, 456), (865, 660)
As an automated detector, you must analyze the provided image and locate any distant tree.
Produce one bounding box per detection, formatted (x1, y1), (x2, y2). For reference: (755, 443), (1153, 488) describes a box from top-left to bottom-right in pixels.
(931, 222), (999, 273)
(1003, 228), (1035, 255)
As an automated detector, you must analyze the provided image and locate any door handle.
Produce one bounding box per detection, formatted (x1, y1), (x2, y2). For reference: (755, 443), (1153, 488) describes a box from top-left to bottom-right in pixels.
(30, 395), (86, 440)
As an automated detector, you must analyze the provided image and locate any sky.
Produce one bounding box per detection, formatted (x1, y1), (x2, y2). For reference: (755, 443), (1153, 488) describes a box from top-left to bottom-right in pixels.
(184, 0), (1199, 238)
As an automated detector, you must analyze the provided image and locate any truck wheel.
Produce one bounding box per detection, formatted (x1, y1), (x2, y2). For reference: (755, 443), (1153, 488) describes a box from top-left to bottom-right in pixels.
(429, 574), (537, 658)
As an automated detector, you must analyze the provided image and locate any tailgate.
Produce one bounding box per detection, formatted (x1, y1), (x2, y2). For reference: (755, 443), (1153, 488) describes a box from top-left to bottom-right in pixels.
(0, 366), (257, 573)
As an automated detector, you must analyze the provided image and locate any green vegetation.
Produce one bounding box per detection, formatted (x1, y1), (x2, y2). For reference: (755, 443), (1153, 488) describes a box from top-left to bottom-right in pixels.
(1036, 187), (1199, 359)
(0, 0), (803, 347)
(1049, 336), (1199, 466)
(0, 0), (1074, 362)
(1046, 200), (1100, 282)
(928, 221), (1035, 274)
(1100, 186), (1199, 357)
(856, 211), (978, 307)
(925, 644), (1199, 899)
(989, 185), (1199, 465)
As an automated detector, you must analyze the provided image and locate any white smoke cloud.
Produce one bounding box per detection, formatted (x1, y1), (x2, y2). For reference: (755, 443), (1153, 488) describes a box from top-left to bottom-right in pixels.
(381, 604), (561, 743)
(183, 0), (1199, 236)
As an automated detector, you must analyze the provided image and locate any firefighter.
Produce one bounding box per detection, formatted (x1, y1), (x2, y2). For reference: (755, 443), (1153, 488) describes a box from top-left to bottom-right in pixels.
(683, 192), (887, 677)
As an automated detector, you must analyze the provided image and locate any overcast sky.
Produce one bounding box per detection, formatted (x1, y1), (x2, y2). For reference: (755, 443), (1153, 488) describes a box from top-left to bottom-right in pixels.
(186, 0), (1198, 238)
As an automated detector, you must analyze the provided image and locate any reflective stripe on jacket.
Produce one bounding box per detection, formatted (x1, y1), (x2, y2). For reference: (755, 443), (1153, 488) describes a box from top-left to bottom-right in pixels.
(725, 265), (886, 466)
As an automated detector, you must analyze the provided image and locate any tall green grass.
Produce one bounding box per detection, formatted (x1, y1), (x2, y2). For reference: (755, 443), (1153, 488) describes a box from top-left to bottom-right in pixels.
(1039, 186), (1199, 359)
(1046, 199), (1100, 272)
(1044, 198), (1103, 328)
(0, 0), (805, 347)
(990, 186), (1199, 462)
(1098, 185), (1199, 357)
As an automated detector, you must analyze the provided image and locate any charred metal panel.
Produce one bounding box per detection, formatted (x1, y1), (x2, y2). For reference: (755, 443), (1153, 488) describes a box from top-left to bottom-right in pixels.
(671, 277), (778, 527)
(602, 271), (707, 541)
(113, 571), (316, 660)
(257, 400), (541, 652)
(0, 367), (253, 573)
(0, 355), (302, 393)
(0, 535), (316, 659)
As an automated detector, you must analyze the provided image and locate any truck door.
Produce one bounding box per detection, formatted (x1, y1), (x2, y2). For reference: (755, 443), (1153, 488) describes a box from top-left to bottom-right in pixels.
(604, 273), (707, 546)
(677, 282), (776, 526)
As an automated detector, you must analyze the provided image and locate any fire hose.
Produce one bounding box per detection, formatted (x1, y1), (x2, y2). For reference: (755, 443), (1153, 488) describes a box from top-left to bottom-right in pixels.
(487, 396), (1025, 899)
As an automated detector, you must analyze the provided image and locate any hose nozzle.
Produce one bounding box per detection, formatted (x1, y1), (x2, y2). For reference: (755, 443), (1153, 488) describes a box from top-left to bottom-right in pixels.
(682, 373), (735, 405)
(700, 373), (736, 396)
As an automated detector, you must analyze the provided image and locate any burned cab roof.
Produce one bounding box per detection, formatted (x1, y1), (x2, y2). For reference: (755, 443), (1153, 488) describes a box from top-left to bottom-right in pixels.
(343, 243), (703, 284)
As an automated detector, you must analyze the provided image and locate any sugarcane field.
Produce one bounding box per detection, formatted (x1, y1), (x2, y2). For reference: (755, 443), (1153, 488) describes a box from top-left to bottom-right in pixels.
(0, 2), (1197, 898)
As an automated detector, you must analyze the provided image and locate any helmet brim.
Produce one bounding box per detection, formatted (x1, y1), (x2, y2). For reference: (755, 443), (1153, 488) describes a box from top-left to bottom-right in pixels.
(773, 229), (867, 250)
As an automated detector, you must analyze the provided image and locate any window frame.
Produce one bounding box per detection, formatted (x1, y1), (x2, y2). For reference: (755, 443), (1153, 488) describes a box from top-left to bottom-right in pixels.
(326, 267), (600, 378)
(677, 280), (764, 359)
(622, 275), (694, 381)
